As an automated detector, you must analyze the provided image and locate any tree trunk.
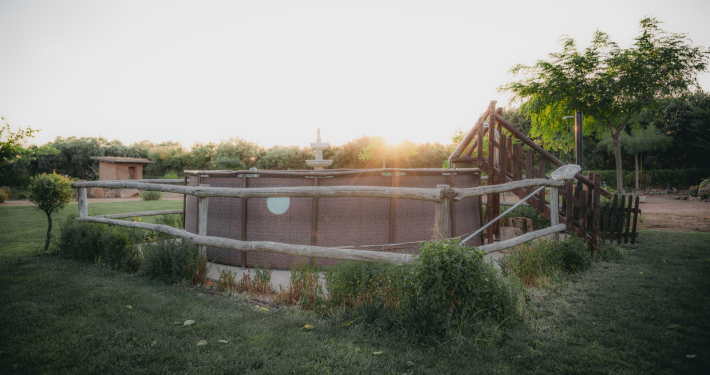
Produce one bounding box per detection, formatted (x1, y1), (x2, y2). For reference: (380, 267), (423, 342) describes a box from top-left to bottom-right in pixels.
(635, 154), (639, 192)
(612, 131), (625, 195)
(44, 213), (52, 251)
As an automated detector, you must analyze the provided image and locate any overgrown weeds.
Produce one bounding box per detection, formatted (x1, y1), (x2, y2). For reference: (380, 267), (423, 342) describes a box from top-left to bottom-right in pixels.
(498, 236), (591, 287)
(217, 255), (274, 294)
(275, 260), (325, 308)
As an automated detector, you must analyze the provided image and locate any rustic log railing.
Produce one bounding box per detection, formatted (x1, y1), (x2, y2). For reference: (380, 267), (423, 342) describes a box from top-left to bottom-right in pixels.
(449, 100), (640, 247)
(71, 177), (573, 264)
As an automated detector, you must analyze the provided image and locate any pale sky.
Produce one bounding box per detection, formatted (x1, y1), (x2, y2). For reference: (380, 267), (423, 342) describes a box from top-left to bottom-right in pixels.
(1, 0), (709, 149)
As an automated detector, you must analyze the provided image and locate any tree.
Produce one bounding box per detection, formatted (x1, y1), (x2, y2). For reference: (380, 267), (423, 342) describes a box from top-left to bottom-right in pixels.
(358, 136), (418, 168)
(29, 173), (73, 251)
(599, 125), (672, 191)
(1, 118), (57, 186)
(257, 145), (311, 170)
(500, 17), (709, 193)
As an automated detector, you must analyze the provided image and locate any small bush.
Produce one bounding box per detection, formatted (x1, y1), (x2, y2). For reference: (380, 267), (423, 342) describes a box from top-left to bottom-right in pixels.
(0, 190), (7, 203)
(410, 239), (522, 334)
(141, 239), (201, 284)
(163, 170), (179, 179)
(503, 205), (550, 230)
(98, 226), (143, 272)
(56, 214), (104, 262)
(56, 215), (145, 272)
(140, 190), (164, 201)
(689, 188), (699, 197)
(155, 214), (183, 228)
(498, 236), (591, 287)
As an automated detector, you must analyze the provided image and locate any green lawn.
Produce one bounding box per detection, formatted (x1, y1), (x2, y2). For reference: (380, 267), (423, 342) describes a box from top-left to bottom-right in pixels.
(0, 200), (182, 262)
(0, 202), (709, 374)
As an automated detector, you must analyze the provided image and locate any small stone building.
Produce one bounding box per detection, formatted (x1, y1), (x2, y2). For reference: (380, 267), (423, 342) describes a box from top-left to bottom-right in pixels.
(89, 157), (155, 198)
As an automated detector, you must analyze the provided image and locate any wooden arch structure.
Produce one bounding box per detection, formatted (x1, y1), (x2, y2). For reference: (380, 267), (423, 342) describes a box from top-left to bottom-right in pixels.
(449, 100), (640, 246)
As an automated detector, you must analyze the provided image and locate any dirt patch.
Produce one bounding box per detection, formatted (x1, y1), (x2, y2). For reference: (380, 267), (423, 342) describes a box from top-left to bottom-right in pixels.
(636, 195), (710, 232)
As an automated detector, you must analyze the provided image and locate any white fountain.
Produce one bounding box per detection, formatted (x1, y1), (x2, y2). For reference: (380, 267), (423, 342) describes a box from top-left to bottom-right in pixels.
(306, 128), (333, 170)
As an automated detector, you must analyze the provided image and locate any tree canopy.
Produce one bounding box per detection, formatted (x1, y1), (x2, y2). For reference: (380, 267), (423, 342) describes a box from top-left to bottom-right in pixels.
(500, 17), (709, 193)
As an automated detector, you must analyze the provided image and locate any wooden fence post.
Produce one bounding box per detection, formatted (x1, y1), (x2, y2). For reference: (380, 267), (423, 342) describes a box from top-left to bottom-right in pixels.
(198, 184), (210, 257)
(434, 184), (450, 242)
(550, 185), (559, 240)
(77, 181), (88, 218)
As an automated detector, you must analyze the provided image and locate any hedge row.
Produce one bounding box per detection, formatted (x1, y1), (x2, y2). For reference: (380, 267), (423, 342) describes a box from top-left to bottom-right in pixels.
(588, 168), (710, 190)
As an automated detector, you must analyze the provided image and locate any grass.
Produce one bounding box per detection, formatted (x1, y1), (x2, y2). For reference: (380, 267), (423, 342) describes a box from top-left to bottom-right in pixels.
(0, 201), (182, 263)
(1, 202), (709, 373)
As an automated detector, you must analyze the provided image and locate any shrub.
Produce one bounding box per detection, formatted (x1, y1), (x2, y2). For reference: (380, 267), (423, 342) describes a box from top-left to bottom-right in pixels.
(410, 239), (522, 334)
(0, 190), (6, 203)
(140, 190), (164, 201)
(56, 214), (104, 262)
(98, 226), (143, 273)
(141, 239), (200, 284)
(56, 215), (145, 272)
(163, 170), (179, 179)
(154, 214), (183, 240)
(29, 172), (73, 250)
(689, 187), (699, 197)
(498, 236), (591, 287)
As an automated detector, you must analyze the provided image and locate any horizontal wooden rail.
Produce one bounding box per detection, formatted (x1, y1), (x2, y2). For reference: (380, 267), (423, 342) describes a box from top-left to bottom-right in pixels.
(453, 178), (563, 200)
(95, 209), (183, 219)
(137, 179), (189, 184)
(184, 168), (481, 178)
(477, 224), (566, 253)
(78, 217), (415, 264)
(71, 180), (445, 202)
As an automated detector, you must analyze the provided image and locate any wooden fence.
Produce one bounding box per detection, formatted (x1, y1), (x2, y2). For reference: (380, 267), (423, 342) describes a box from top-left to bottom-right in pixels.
(601, 194), (642, 245)
(71, 178), (569, 265)
(450, 100), (641, 247)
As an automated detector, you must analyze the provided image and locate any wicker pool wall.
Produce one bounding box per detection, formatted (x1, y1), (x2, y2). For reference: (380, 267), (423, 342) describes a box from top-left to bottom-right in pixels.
(184, 168), (483, 269)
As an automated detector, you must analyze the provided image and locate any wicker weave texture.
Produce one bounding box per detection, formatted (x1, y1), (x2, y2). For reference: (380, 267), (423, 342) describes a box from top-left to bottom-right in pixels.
(185, 171), (482, 269)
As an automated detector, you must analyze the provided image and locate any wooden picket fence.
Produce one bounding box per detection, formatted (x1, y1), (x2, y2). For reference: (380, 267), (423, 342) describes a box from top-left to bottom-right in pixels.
(600, 194), (641, 245)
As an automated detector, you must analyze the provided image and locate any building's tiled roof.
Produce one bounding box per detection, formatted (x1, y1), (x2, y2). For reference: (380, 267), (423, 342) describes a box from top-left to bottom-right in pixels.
(90, 156), (155, 164)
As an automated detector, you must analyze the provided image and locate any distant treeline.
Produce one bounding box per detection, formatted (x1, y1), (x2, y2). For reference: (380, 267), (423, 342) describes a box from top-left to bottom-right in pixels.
(2, 92), (708, 188)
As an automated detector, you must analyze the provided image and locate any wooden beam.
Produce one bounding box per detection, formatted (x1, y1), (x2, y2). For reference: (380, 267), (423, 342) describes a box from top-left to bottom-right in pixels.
(71, 181), (445, 202)
(433, 185), (450, 242)
(95, 209), (183, 219)
(198, 184), (209, 257)
(76, 217), (415, 265)
(453, 179), (563, 200)
(550, 186), (559, 240)
(77, 182), (88, 219)
(477, 224), (566, 253)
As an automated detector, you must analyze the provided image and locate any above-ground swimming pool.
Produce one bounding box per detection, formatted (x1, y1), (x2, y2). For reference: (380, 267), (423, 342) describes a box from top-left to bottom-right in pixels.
(184, 168), (483, 269)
